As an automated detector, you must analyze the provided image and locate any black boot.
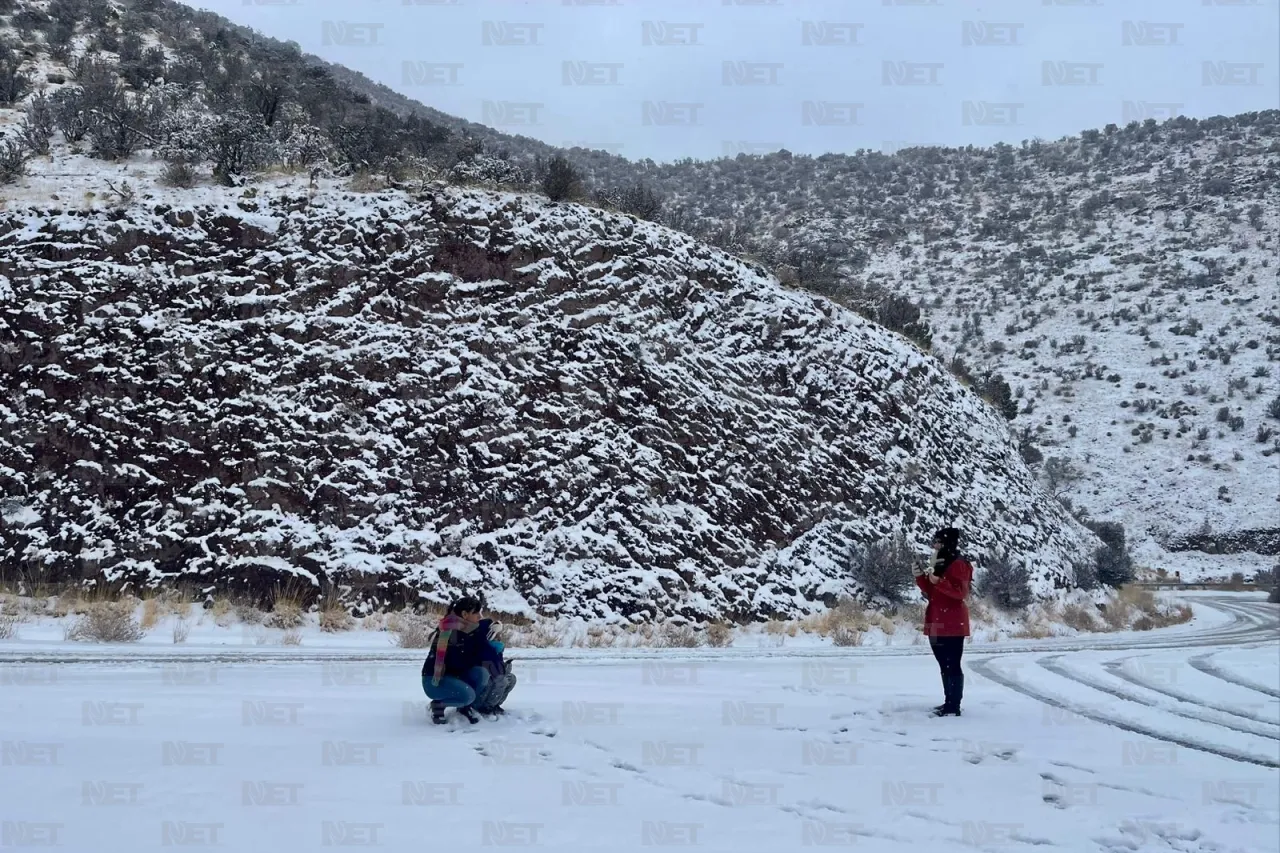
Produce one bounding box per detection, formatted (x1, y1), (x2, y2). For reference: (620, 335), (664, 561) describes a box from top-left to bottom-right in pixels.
(458, 706), (481, 724)
(430, 701), (446, 725)
(932, 705), (961, 717)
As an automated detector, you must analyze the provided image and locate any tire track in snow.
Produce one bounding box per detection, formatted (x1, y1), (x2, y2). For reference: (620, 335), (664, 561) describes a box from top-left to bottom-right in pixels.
(1036, 655), (1279, 741)
(971, 655), (1280, 769)
(1103, 655), (1280, 727)
(1188, 651), (1280, 700)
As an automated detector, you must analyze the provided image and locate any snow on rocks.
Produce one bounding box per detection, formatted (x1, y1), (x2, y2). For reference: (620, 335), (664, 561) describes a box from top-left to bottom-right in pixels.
(0, 183), (1098, 621)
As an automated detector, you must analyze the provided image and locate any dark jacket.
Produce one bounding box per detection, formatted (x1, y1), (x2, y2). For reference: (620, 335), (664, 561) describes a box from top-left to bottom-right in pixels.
(421, 615), (488, 681)
(915, 556), (973, 637)
(475, 619), (505, 674)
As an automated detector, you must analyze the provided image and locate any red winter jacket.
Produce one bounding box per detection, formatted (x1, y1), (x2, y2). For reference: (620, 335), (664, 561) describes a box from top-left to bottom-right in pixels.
(915, 557), (973, 638)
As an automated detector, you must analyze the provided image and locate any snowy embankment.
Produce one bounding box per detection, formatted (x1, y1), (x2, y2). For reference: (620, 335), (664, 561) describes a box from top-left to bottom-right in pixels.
(1, 181), (1100, 621)
(0, 595), (1275, 853)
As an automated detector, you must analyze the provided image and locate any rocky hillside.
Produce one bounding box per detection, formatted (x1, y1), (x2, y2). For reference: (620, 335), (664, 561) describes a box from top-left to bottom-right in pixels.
(1, 0), (1274, 564)
(0, 183), (1098, 621)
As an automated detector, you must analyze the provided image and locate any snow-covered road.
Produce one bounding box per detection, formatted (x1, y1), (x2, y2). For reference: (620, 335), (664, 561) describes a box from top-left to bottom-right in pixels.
(2, 594), (1276, 852)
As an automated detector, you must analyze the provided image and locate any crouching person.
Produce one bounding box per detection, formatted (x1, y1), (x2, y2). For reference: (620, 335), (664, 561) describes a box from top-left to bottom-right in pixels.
(421, 596), (490, 725)
(472, 616), (517, 716)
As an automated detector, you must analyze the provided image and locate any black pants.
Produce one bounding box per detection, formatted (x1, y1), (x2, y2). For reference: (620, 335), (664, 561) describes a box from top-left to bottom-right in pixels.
(929, 636), (965, 709)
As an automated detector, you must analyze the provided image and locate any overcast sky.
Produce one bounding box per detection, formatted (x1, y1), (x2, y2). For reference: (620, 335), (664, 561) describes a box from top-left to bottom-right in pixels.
(189, 0), (1279, 163)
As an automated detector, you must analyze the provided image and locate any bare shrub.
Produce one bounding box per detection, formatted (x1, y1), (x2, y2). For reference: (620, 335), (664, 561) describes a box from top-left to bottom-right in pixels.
(582, 625), (616, 648)
(0, 614), (18, 640)
(161, 160), (197, 188)
(655, 622), (702, 649)
(0, 135), (30, 183)
(1012, 616), (1052, 639)
(172, 619), (190, 644)
(830, 625), (863, 646)
(850, 534), (917, 604)
(967, 597), (994, 626)
(65, 602), (145, 643)
(232, 602), (261, 626)
(508, 622), (561, 648)
(280, 629), (302, 646)
(975, 553), (1034, 611)
(1060, 603), (1099, 632)
(704, 622), (733, 648)
(388, 613), (435, 649)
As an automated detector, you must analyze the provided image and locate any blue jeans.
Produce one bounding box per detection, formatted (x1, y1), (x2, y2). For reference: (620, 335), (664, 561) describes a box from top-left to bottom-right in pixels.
(422, 666), (490, 708)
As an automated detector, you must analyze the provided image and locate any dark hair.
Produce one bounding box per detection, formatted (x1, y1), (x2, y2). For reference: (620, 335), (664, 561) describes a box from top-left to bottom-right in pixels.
(932, 527), (961, 551)
(448, 596), (482, 615)
(932, 527), (962, 575)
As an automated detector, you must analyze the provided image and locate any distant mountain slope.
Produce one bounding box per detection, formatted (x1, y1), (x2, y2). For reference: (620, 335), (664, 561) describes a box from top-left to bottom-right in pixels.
(2, 0), (1271, 567)
(0, 184), (1097, 619)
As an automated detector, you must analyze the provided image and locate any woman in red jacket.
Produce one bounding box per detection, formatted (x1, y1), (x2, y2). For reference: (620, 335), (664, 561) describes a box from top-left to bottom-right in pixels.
(915, 527), (973, 717)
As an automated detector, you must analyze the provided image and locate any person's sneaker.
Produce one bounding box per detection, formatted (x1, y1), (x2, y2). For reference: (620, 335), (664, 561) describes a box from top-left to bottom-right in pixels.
(458, 706), (481, 724)
(430, 702), (446, 725)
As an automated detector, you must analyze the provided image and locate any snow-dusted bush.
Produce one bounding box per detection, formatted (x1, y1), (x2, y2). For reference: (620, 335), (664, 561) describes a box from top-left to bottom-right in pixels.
(20, 91), (54, 155)
(389, 614), (435, 649)
(1086, 521), (1135, 587)
(65, 602), (145, 643)
(49, 87), (91, 142)
(976, 553), (1034, 611)
(0, 39), (31, 105)
(540, 155), (581, 202)
(851, 534), (918, 605)
(0, 136), (30, 184)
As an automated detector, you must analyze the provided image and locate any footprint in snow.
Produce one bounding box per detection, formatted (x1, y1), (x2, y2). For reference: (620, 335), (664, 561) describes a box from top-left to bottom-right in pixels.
(683, 793), (733, 808)
(611, 760), (643, 774)
(1048, 760), (1097, 775)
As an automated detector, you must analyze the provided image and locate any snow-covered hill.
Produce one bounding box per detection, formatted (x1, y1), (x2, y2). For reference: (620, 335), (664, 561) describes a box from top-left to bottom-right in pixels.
(0, 181), (1099, 620)
(1, 0), (1274, 569)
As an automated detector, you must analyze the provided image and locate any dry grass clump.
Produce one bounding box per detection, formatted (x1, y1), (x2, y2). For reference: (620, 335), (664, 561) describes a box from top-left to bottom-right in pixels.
(54, 586), (120, 618)
(65, 601), (146, 643)
(319, 600), (354, 633)
(0, 614), (19, 640)
(508, 622), (562, 649)
(140, 597), (162, 630)
(172, 619), (191, 644)
(803, 598), (876, 641)
(265, 599), (304, 630)
(1012, 614), (1053, 639)
(280, 629), (303, 646)
(159, 588), (192, 620)
(704, 622), (733, 648)
(654, 622), (702, 649)
(232, 602), (262, 626)
(830, 625), (863, 647)
(967, 598), (994, 626)
(579, 625), (617, 648)
(1059, 603), (1100, 632)
(388, 613), (436, 649)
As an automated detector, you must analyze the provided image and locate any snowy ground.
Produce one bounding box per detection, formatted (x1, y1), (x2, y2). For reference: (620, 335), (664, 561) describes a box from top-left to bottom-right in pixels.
(1, 593), (1276, 852)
